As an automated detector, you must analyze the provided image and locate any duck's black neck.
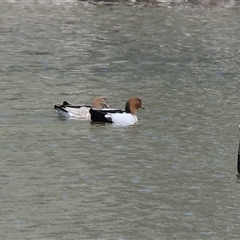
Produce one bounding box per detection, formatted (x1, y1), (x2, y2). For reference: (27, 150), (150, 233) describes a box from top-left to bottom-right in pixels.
(125, 101), (131, 113)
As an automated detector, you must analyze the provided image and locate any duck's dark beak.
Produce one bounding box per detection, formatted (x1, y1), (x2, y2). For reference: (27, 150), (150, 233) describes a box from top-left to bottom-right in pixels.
(140, 106), (145, 109)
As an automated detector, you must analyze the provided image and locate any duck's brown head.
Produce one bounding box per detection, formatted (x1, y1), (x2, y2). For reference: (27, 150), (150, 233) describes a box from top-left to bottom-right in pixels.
(125, 97), (144, 115)
(92, 96), (109, 109)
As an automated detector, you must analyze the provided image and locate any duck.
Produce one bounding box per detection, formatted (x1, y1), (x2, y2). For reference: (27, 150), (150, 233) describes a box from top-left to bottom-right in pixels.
(237, 125), (240, 178)
(90, 97), (144, 125)
(54, 96), (109, 119)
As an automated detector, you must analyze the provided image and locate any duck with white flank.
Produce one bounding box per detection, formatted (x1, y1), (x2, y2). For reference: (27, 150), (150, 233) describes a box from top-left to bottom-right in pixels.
(54, 96), (109, 120)
(90, 97), (144, 125)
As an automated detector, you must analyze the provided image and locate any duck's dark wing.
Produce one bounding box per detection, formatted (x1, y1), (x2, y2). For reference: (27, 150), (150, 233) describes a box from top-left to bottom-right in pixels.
(90, 108), (124, 123)
(54, 104), (68, 113)
(54, 101), (69, 112)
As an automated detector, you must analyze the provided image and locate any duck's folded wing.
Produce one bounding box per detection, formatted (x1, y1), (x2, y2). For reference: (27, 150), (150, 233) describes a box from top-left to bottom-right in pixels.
(54, 104), (69, 114)
(90, 108), (124, 123)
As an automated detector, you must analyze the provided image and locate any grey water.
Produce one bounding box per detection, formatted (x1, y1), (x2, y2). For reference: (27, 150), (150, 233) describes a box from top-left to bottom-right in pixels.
(1, 1), (240, 239)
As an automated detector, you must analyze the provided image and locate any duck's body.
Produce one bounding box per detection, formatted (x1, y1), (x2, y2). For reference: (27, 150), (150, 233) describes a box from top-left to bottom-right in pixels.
(90, 97), (144, 126)
(54, 97), (109, 120)
(54, 101), (92, 119)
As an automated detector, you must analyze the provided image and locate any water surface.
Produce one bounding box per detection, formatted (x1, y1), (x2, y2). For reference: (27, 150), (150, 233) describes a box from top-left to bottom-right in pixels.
(1, 1), (240, 239)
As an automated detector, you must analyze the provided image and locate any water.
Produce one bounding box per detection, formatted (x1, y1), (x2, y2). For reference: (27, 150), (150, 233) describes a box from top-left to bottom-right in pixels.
(1, 1), (240, 239)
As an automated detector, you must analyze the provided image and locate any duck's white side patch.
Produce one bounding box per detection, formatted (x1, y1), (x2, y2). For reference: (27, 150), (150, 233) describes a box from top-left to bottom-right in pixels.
(106, 113), (138, 126)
